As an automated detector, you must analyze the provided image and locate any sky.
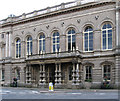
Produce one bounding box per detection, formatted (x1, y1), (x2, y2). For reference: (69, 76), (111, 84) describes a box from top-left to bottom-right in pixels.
(0, 0), (75, 20)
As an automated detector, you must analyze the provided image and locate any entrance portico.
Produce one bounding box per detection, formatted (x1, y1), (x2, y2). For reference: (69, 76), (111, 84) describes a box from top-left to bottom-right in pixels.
(25, 55), (82, 88)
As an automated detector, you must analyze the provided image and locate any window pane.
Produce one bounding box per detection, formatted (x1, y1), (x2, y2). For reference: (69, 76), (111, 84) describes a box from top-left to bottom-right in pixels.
(89, 32), (93, 39)
(103, 38), (106, 49)
(72, 29), (75, 34)
(107, 24), (112, 28)
(68, 43), (71, 51)
(85, 33), (88, 40)
(68, 36), (71, 43)
(85, 40), (88, 51)
(72, 35), (75, 42)
(102, 24), (106, 29)
(72, 42), (76, 50)
(30, 42), (32, 54)
(89, 40), (93, 51)
(53, 45), (55, 52)
(57, 44), (59, 51)
(108, 37), (112, 49)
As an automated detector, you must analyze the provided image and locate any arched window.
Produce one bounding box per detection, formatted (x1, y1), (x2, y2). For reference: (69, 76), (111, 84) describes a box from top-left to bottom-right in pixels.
(53, 31), (60, 52)
(67, 28), (76, 51)
(102, 23), (112, 50)
(39, 33), (45, 53)
(26, 36), (32, 55)
(83, 26), (93, 51)
(15, 38), (21, 58)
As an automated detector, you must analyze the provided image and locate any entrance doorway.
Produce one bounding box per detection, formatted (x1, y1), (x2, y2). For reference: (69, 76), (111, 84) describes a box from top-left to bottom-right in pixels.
(46, 64), (55, 85)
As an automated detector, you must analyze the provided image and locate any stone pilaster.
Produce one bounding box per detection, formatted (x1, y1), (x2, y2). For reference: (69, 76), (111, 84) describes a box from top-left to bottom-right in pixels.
(0, 48), (1, 60)
(4, 64), (12, 86)
(115, 3), (120, 87)
(21, 41), (25, 58)
(20, 67), (25, 84)
(5, 33), (9, 57)
(32, 39), (38, 54)
(8, 32), (11, 57)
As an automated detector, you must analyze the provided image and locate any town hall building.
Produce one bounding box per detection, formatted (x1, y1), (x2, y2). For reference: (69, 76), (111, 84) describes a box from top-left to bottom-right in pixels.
(0, 0), (120, 89)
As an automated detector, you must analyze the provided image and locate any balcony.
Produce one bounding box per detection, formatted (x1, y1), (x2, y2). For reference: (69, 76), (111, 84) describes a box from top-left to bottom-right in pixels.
(26, 50), (82, 61)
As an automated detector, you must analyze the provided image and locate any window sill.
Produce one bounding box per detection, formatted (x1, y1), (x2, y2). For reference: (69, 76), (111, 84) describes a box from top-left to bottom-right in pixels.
(83, 51), (94, 53)
(101, 49), (113, 51)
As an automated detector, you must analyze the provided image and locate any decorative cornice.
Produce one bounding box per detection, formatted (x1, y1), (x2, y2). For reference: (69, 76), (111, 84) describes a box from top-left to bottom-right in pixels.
(0, 1), (115, 28)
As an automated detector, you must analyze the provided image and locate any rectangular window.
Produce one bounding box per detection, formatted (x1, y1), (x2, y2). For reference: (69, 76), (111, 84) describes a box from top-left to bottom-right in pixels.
(103, 65), (111, 80)
(85, 66), (92, 82)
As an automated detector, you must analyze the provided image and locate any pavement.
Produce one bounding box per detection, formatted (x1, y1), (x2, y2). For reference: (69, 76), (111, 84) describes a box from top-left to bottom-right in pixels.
(1, 87), (119, 100)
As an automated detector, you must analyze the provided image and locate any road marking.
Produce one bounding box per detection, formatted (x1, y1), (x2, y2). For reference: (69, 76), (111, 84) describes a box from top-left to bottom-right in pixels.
(95, 93), (105, 95)
(32, 91), (40, 94)
(68, 93), (82, 95)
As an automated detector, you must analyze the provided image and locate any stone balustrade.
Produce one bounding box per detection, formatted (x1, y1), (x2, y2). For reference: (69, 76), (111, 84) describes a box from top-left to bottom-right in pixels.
(0, 0), (107, 25)
(26, 50), (81, 60)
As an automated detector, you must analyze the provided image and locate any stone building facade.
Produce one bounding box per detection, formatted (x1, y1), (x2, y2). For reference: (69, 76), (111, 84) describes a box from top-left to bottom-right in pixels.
(0, 0), (120, 89)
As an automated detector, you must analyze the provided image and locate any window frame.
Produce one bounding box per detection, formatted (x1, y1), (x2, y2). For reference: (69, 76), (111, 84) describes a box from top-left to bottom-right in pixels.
(101, 23), (113, 50)
(15, 38), (21, 59)
(26, 36), (32, 56)
(84, 65), (93, 82)
(83, 26), (93, 52)
(52, 31), (60, 52)
(67, 28), (76, 51)
(102, 64), (112, 81)
(38, 33), (45, 53)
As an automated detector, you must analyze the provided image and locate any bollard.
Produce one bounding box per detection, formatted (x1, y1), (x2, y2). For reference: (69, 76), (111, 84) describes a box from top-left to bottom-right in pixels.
(49, 82), (53, 91)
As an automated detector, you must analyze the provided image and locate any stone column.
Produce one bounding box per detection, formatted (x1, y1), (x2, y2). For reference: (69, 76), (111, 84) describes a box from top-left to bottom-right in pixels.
(55, 63), (62, 86)
(39, 64), (46, 86)
(76, 63), (80, 85)
(58, 64), (62, 84)
(26, 65), (31, 84)
(55, 64), (58, 85)
(42, 64), (46, 85)
(80, 64), (83, 82)
(39, 65), (42, 85)
(72, 63), (76, 85)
